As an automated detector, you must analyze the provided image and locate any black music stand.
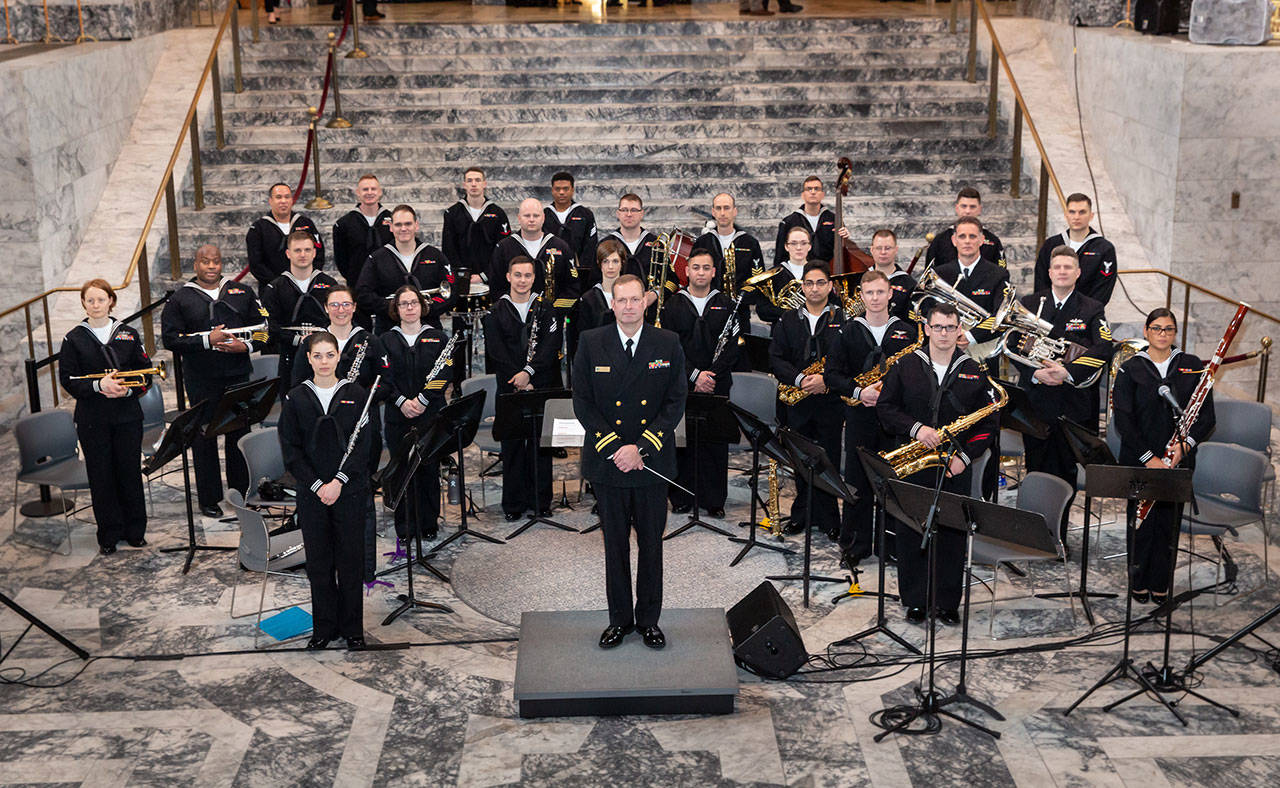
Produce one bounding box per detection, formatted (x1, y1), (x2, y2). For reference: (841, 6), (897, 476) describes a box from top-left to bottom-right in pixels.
(725, 403), (795, 566)
(0, 588), (89, 667)
(1037, 417), (1119, 624)
(377, 425), (453, 625)
(664, 393), (739, 540)
(493, 389), (576, 539)
(150, 400), (238, 574)
(1064, 464), (1195, 725)
(830, 449), (917, 653)
(997, 379), (1051, 441)
(424, 392), (504, 554)
(203, 376), (279, 439)
(765, 427), (855, 607)
(741, 334), (772, 373)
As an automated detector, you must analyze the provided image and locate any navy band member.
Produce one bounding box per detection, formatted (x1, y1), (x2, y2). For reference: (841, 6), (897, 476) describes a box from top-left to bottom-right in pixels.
(246, 182), (325, 291)
(262, 230), (339, 384)
(355, 204), (454, 334)
(660, 248), (739, 517)
(755, 225), (835, 325)
(543, 171), (598, 272)
(59, 279), (152, 554)
(289, 286), (389, 389)
(279, 331), (382, 651)
(597, 193), (657, 282)
(573, 239), (624, 342)
(442, 167), (510, 289)
(925, 187), (1005, 269)
(1010, 246), (1114, 542)
(773, 175), (836, 265)
(331, 173), (392, 290)
(825, 270), (918, 567)
(487, 198), (580, 314)
(1112, 308), (1214, 605)
(160, 244), (270, 518)
(876, 301), (999, 624)
(857, 228), (918, 322)
(483, 256), (563, 522)
(573, 274), (687, 651)
(769, 260), (847, 540)
(380, 285), (450, 541)
(1033, 192), (1118, 305)
(692, 192), (765, 297)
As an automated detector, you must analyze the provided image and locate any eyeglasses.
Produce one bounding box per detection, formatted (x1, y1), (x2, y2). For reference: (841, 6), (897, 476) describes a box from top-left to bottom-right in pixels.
(928, 324), (960, 333)
(396, 301), (420, 308)
(617, 207), (643, 214)
(326, 301), (354, 310)
(801, 279), (829, 288)
(1148, 325), (1177, 335)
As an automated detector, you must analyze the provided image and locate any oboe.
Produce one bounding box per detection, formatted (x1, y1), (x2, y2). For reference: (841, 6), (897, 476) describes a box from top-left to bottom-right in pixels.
(524, 303), (541, 368)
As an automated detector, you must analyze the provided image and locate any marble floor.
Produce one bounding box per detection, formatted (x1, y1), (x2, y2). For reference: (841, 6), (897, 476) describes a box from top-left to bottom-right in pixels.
(4, 438), (1280, 786)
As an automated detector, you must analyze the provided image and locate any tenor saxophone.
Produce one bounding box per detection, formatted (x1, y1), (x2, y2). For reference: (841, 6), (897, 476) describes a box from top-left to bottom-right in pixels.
(842, 325), (923, 406)
(880, 378), (1008, 477)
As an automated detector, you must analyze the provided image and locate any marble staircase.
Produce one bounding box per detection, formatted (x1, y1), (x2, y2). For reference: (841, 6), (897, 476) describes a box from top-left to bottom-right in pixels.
(169, 15), (1041, 289)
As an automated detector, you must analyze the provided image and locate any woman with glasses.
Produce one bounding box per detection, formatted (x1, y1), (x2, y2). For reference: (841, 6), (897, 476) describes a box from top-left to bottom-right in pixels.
(290, 286), (388, 389)
(757, 225), (830, 324)
(1112, 308), (1215, 606)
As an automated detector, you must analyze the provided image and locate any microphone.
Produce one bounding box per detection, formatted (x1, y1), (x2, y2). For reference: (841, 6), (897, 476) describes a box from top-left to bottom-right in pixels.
(1157, 385), (1185, 418)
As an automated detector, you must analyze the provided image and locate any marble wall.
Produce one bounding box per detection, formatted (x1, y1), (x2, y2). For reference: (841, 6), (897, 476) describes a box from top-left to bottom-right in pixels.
(3, 0), (204, 42)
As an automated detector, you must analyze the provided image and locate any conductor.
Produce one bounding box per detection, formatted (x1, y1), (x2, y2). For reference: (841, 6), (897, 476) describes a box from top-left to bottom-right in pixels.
(572, 274), (687, 651)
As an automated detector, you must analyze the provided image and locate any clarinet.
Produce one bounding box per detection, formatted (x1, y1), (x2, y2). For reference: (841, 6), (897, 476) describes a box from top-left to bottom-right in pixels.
(336, 375), (382, 481)
(709, 293), (745, 367)
(421, 330), (461, 395)
(524, 303), (541, 368)
(344, 332), (370, 383)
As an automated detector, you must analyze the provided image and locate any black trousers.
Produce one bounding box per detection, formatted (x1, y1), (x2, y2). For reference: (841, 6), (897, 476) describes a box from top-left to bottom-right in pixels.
(385, 409), (440, 540)
(185, 371), (250, 508)
(598, 482), (667, 628)
(669, 441), (729, 511)
(500, 435), (553, 517)
(839, 406), (882, 557)
(895, 467), (970, 611)
(785, 406), (843, 535)
(78, 417), (147, 549)
(330, 0), (379, 17)
(298, 488), (365, 640)
(1025, 424), (1078, 542)
(1129, 500), (1177, 595)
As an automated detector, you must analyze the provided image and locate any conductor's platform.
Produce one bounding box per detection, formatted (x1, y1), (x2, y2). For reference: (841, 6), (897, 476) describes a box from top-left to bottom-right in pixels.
(513, 608), (739, 718)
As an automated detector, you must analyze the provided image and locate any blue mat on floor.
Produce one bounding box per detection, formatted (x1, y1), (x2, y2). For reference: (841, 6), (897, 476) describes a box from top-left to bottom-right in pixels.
(258, 606), (312, 641)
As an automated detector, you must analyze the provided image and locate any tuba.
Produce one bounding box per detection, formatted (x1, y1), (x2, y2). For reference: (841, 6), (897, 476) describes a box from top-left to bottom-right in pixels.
(880, 378), (1008, 477)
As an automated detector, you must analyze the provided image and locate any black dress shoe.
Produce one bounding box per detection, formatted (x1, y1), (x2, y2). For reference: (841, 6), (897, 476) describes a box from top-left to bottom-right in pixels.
(905, 606), (926, 624)
(782, 519), (805, 536)
(778, 2), (804, 12)
(423, 528), (438, 540)
(640, 625), (666, 650)
(599, 624), (633, 649)
(706, 507), (726, 519)
(937, 608), (961, 626)
(671, 502), (692, 514)
(306, 637), (331, 650)
(503, 511), (523, 522)
(824, 528), (840, 543)
(364, 11), (385, 20)
(537, 508), (552, 517)
(99, 545), (117, 555)
(126, 538), (148, 548)
(1130, 589), (1150, 604)
(840, 549), (870, 569)
(346, 636), (367, 650)
(200, 504), (223, 518)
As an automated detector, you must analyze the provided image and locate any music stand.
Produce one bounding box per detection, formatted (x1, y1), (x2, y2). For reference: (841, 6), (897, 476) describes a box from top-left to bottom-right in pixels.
(664, 393), (739, 540)
(765, 427), (856, 607)
(830, 449), (917, 654)
(493, 389), (576, 539)
(741, 334), (772, 373)
(0, 588), (89, 667)
(1036, 416), (1120, 624)
(1064, 464), (1195, 725)
(423, 391), (503, 554)
(725, 403), (795, 566)
(996, 379), (1051, 441)
(151, 400), (237, 574)
(203, 377), (280, 439)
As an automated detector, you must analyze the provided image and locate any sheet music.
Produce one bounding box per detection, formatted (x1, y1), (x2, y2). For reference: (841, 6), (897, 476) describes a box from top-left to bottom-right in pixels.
(550, 417), (586, 447)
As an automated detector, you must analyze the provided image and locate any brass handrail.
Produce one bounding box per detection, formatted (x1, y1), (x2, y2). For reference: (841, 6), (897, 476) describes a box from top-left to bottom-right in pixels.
(0, 0), (241, 406)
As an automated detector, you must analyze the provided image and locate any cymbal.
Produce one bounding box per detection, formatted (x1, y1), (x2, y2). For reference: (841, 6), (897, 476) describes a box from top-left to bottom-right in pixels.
(744, 267), (783, 286)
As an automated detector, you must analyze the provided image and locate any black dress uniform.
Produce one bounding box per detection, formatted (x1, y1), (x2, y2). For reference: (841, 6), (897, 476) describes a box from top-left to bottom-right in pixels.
(1033, 230), (1118, 305)
(332, 206), (392, 287)
(692, 230), (765, 297)
(260, 270), (339, 383)
(769, 303), (847, 537)
(575, 285), (617, 334)
(572, 324), (687, 629)
(290, 327), (389, 390)
(1010, 289), (1113, 540)
(1112, 349), (1214, 596)
(441, 199), (510, 280)
(544, 202), (598, 272)
(773, 208), (836, 265)
(355, 243), (455, 334)
(486, 233), (580, 314)
(483, 295), (563, 518)
(825, 316), (919, 560)
(58, 320), (152, 550)
(597, 229), (658, 283)
(278, 379), (381, 642)
(246, 213), (325, 290)
(850, 267), (918, 323)
(660, 289), (740, 512)
(160, 278), (270, 509)
(926, 225), (1006, 269)
(877, 348), (1000, 612)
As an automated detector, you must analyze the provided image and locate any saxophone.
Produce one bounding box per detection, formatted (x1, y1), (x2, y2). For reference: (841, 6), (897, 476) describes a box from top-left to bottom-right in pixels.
(842, 325), (924, 406)
(777, 358), (825, 405)
(880, 378), (1008, 477)
(763, 459), (782, 537)
(723, 242), (737, 299)
(542, 254), (556, 305)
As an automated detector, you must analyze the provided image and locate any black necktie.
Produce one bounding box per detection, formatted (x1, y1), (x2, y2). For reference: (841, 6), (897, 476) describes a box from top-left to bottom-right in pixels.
(625, 338), (634, 357)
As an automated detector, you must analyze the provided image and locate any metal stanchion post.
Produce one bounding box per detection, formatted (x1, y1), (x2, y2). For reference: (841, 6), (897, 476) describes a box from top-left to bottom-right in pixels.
(2, 0), (18, 44)
(305, 108), (333, 210)
(42, 0), (65, 43)
(74, 0), (95, 42)
(1258, 337), (1272, 402)
(251, 0), (260, 42)
(326, 33), (352, 129)
(347, 0), (368, 58)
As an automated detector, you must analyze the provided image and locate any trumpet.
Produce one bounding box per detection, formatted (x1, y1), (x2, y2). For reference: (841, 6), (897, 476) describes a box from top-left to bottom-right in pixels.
(880, 378), (1008, 477)
(279, 323), (327, 336)
(420, 280), (452, 299)
(70, 359), (167, 388)
(179, 322), (267, 340)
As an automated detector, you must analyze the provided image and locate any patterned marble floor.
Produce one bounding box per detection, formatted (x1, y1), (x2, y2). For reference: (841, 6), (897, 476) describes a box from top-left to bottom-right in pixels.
(4, 440), (1280, 786)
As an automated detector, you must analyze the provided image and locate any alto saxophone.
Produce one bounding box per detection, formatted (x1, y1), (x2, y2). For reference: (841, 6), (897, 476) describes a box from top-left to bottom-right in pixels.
(723, 242), (737, 299)
(777, 358), (825, 405)
(880, 378), (1008, 477)
(842, 325), (923, 406)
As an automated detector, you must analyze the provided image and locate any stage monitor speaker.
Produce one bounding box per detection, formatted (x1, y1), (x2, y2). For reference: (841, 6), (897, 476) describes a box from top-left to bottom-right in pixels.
(725, 581), (807, 679)
(1189, 0), (1273, 45)
(1134, 0), (1182, 34)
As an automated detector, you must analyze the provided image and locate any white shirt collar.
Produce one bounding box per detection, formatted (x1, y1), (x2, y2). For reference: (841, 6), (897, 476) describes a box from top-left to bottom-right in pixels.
(617, 323), (643, 352)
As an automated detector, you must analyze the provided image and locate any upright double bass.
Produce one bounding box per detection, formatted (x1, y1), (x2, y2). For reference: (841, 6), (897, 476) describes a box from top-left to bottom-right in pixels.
(830, 156), (874, 276)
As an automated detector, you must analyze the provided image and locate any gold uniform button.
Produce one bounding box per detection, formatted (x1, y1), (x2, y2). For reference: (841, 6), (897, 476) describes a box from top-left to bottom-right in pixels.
(641, 399), (647, 405)
(615, 419), (622, 425)
(615, 400), (622, 407)
(641, 419), (647, 425)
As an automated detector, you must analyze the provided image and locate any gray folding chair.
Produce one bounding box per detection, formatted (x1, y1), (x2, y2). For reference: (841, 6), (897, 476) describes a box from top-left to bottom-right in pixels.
(139, 383), (166, 513)
(971, 471), (1077, 638)
(1210, 397), (1275, 504)
(11, 410), (91, 555)
(237, 428), (295, 514)
(1000, 428), (1025, 489)
(461, 374), (499, 509)
(227, 489), (307, 649)
(1180, 441), (1270, 605)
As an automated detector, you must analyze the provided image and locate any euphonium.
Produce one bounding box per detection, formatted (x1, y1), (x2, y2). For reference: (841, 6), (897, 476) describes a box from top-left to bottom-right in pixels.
(69, 359), (166, 388)
(909, 269), (994, 333)
(723, 243), (737, 299)
(777, 358), (825, 404)
(835, 278), (865, 318)
(879, 378), (1008, 477)
(842, 325), (923, 406)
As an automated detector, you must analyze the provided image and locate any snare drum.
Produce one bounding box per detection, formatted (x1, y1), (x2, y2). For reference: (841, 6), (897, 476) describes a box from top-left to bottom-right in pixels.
(460, 281), (490, 314)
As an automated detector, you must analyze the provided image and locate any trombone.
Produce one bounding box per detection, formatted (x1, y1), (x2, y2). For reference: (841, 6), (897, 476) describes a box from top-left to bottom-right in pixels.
(69, 360), (166, 388)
